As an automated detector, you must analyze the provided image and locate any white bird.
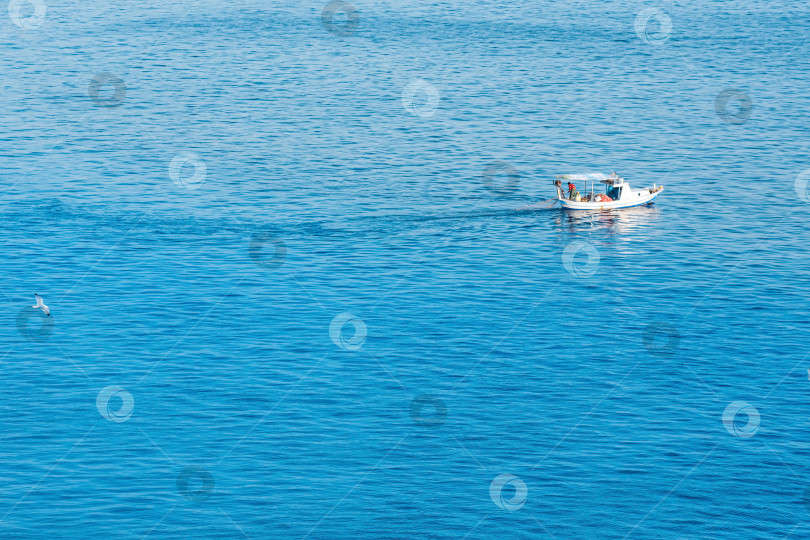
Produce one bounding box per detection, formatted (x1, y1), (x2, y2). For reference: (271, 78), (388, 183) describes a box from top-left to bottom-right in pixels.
(32, 293), (50, 316)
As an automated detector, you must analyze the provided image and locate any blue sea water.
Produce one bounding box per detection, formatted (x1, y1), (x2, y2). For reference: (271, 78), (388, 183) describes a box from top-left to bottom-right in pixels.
(2, 0), (810, 538)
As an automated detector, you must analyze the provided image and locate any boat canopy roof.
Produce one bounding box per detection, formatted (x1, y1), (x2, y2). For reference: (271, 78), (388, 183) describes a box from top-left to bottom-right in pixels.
(557, 173), (613, 181)
(557, 172), (625, 185)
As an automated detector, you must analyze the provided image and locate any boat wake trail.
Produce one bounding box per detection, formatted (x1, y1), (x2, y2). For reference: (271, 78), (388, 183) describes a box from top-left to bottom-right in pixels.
(0, 199), (535, 242)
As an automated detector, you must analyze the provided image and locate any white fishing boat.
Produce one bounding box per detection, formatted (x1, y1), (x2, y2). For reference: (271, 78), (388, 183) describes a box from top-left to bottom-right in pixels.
(552, 172), (663, 210)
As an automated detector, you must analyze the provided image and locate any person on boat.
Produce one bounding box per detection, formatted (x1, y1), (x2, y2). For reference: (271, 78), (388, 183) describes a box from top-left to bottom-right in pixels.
(567, 182), (578, 200)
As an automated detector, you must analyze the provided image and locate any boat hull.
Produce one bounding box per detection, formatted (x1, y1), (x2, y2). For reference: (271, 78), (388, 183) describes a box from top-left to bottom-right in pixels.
(558, 188), (662, 210)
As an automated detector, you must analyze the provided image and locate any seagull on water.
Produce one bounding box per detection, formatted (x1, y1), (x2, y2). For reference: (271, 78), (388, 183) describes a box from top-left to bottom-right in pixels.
(32, 293), (50, 316)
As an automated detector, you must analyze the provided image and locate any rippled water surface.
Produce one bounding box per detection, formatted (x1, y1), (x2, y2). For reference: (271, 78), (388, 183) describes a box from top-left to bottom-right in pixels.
(3, 1), (810, 538)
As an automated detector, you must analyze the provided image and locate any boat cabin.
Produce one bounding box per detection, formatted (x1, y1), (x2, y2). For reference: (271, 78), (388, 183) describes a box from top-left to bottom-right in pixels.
(603, 179), (629, 201)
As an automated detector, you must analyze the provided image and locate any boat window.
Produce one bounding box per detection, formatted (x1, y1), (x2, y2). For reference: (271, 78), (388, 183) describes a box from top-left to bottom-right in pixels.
(607, 186), (621, 199)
